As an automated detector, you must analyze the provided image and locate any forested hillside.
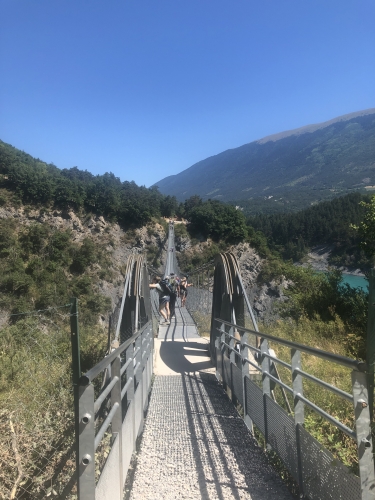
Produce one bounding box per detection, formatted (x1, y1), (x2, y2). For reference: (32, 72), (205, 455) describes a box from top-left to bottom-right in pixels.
(0, 140), (178, 226)
(248, 192), (371, 267)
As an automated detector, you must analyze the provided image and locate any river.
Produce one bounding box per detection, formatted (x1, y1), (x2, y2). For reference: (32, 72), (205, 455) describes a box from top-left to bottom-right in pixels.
(341, 273), (368, 291)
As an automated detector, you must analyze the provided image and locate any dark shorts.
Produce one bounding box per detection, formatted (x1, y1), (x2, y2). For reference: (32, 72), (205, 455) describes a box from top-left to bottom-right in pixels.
(159, 295), (170, 306)
(180, 287), (187, 297)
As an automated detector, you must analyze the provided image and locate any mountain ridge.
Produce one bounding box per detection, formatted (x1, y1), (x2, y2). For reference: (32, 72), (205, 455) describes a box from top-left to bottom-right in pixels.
(154, 109), (375, 212)
(256, 108), (375, 144)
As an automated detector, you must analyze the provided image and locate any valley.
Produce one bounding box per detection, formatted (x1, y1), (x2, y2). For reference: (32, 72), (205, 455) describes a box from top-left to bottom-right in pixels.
(0, 124), (373, 497)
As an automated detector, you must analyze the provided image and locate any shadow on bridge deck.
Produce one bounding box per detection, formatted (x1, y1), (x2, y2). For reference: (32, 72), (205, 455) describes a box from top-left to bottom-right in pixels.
(154, 301), (214, 375)
(155, 339), (214, 375)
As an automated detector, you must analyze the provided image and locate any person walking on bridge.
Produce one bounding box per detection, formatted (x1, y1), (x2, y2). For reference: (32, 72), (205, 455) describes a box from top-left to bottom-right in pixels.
(149, 277), (171, 324)
(180, 276), (192, 308)
(168, 273), (178, 318)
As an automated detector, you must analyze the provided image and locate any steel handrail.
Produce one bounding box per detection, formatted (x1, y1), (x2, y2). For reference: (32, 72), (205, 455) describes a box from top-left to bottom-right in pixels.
(262, 352), (292, 370)
(295, 368), (353, 402)
(94, 402), (120, 451)
(221, 341), (242, 359)
(94, 376), (119, 414)
(263, 370), (293, 394)
(218, 323), (359, 442)
(120, 357), (132, 376)
(218, 325), (354, 399)
(114, 255), (134, 342)
(217, 327), (291, 369)
(243, 342), (261, 355)
(121, 377), (133, 400)
(80, 321), (151, 384)
(216, 318), (367, 372)
(243, 356), (262, 372)
(296, 393), (356, 439)
(221, 334), (358, 439)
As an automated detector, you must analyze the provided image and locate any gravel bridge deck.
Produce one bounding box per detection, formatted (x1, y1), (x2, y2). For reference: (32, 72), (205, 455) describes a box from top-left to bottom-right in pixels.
(127, 303), (293, 500)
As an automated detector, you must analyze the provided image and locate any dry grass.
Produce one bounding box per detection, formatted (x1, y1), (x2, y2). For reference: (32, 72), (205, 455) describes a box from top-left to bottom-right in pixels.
(0, 313), (107, 499)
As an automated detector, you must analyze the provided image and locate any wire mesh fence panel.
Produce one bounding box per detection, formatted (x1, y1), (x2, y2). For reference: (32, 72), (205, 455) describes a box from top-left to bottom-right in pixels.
(185, 285), (212, 337)
(0, 305), (77, 500)
(236, 306), (259, 350)
(186, 268), (258, 340)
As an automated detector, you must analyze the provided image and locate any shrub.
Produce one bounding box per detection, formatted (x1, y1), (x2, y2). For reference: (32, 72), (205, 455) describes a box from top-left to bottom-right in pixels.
(70, 237), (97, 273)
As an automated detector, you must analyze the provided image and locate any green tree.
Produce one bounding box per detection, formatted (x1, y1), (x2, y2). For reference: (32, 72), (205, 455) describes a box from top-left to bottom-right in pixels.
(189, 200), (247, 243)
(353, 195), (375, 259)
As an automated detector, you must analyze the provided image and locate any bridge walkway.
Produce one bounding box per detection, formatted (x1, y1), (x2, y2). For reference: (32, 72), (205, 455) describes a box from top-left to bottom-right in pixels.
(127, 299), (293, 500)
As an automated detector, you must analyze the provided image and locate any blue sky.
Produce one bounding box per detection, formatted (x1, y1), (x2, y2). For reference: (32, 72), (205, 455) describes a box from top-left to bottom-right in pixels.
(1, 1), (374, 187)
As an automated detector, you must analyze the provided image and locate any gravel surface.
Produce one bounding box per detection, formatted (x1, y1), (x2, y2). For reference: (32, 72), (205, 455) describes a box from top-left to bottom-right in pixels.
(128, 373), (294, 500)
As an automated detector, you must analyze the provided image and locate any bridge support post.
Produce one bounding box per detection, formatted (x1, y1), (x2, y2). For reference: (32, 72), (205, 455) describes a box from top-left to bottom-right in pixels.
(111, 354), (123, 496)
(70, 298), (90, 500)
(126, 343), (136, 448)
(142, 325), (151, 412)
(145, 324), (153, 406)
(215, 337), (222, 382)
(149, 326), (154, 386)
(241, 331), (253, 432)
(352, 370), (375, 500)
(135, 334), (144, 437)
(261, 338), (271, 445)
(77, 383), (95, 500)
(291, 349), (305, 499)
(229, 325), (236, 403)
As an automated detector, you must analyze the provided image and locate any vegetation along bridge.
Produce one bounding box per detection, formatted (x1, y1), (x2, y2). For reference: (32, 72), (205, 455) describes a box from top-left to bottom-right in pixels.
(71, 222), (374, 500)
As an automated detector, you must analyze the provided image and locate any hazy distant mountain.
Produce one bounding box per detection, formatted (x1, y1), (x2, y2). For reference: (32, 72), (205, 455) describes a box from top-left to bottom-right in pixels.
(154, 109), (375, 213)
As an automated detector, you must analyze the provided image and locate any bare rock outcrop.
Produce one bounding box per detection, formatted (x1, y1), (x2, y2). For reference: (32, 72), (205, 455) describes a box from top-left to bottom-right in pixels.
(230, 242), (290, 322)
(178, 239), (290, 323)
(231, 242), (263, 289)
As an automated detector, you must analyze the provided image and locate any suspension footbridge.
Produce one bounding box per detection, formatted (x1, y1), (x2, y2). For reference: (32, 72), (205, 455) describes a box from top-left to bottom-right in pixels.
(72, 222), (375, 500)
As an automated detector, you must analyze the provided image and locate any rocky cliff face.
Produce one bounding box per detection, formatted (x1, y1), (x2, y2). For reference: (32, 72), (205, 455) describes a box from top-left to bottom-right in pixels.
(230, 242), (290, 323)
(174, 234), (192, 253)
(174, 237), (290, 324)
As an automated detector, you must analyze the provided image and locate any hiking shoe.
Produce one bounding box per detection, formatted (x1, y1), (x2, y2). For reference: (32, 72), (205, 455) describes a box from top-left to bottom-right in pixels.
(165, 320), (170, 325)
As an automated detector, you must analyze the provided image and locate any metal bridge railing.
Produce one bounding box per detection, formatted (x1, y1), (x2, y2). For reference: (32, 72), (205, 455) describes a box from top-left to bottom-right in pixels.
(76, 320), (153, 500)
(182, 264), (213, 336)
(214, 318), (375, 500)
(164, 221), (177, 277)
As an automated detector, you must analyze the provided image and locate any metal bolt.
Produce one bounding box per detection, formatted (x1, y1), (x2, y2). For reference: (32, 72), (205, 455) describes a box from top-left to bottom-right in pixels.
(361, 438), (371, 448)
(82, 454), (92, 466)
(358, 399), (368, 408)
(81, 413), (91, 424)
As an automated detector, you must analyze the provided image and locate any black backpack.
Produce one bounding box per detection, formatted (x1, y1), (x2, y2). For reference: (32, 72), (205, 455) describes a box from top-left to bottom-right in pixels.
(160, 279), (172, 295)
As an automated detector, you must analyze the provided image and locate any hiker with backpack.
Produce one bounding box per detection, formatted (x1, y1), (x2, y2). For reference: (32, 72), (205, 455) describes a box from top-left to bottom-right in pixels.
(168, 274), (179, 318)
(149, 276), (171, 325)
